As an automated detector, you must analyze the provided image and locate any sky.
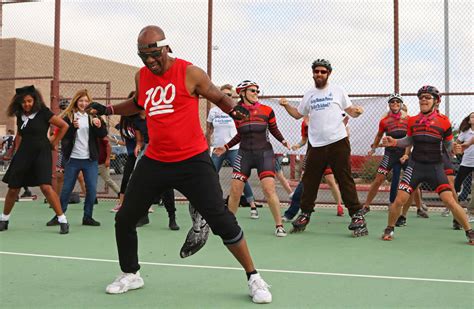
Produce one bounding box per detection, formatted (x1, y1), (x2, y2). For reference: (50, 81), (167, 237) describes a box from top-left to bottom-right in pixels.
(1, 0), (472, 125)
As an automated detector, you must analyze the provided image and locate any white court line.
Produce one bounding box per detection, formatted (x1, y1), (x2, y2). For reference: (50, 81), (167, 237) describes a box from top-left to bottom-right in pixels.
(0, 251), (472, 284)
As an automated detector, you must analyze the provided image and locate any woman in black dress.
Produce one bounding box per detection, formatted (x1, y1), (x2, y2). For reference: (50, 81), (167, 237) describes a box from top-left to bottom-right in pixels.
(0, 85), (70, 234)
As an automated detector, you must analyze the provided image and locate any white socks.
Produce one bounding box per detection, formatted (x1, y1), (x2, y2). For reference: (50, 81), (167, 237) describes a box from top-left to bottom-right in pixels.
(57, 214), (68, 223)
(1, 213), (10, 221)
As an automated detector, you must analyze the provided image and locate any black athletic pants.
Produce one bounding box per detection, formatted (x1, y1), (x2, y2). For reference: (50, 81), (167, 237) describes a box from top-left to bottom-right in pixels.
(115, 151), (243, 273)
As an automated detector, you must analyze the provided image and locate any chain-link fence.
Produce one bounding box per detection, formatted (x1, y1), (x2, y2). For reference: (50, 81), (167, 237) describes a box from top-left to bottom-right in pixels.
(0, 0), (472, 207)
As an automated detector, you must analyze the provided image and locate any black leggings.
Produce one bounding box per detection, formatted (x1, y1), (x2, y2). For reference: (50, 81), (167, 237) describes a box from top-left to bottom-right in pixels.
(119, 154), (137, 194)
(455, 165), (474, 193)
(115, 151), (243, 273)
(161, 188), (176, 217)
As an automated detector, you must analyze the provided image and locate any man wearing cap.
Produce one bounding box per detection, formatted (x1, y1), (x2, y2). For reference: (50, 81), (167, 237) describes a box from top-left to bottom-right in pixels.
(88, 25), (272, 304)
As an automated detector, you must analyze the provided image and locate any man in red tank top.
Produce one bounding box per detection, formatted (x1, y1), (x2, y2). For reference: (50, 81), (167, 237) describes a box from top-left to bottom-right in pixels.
(88, 25), (272, 303)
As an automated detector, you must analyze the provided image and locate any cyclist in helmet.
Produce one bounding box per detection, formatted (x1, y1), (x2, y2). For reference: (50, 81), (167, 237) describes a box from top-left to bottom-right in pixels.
(206, 84), (259, 211)
(214, 80), (290, 237)
(381, 85), (473, 245)
(362, 93), (428, 220)
(279, 59), (367, 237)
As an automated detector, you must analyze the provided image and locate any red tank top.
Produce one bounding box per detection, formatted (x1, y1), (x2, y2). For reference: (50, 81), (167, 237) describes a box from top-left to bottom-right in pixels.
(138, 58), (208, 162)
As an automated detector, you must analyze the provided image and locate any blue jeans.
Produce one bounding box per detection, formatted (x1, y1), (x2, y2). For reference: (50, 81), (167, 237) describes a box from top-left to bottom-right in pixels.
(284, 181), (303, 219)
(211, 149), (255, 202)
(60, 158), (99, 218)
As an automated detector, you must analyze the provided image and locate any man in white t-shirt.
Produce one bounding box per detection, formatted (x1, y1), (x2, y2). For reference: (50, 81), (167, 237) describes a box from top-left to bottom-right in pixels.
(280, 59), (368, 237)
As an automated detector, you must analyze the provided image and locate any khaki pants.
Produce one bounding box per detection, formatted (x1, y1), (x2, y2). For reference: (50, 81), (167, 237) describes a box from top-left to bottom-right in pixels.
(99, 164), (120, 195)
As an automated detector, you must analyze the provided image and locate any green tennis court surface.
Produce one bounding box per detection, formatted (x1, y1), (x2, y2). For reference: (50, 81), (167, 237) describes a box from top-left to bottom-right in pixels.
(1, 201), (472, 308)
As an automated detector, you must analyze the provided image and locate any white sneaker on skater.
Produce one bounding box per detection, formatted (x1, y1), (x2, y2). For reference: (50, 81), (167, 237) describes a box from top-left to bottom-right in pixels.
(106, 271), (144, 294)
(248, 273), (272, 304)
(441, 208), (450, 217)
(250, 209), (259, 219)
(275, 225), (287, 237)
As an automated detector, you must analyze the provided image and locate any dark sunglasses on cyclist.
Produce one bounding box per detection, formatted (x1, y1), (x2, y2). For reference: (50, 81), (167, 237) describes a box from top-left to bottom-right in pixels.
(247, 89), (260, 94)
(313, 70), (328, 74)
(419, 95), (434, 101)
(137, 48), (165, 61)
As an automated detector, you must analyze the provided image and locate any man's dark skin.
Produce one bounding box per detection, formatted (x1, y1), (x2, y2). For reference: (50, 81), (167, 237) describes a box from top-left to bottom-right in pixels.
(87, 25), (258, 273)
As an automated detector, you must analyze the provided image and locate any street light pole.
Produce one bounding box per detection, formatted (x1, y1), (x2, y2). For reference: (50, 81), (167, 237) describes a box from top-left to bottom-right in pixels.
(444, 0), (450, 118)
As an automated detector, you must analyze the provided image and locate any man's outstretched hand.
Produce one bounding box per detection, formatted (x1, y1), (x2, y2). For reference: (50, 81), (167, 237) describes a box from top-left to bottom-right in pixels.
(86, 102), (109, 116)
(229, 105), (250, 120)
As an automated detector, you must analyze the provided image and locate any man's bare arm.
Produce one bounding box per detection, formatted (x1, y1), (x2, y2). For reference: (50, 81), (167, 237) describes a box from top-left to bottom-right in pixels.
(186, 65), (235, 113)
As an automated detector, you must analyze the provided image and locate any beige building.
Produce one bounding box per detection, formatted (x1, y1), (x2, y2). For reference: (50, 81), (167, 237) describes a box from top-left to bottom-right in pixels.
(0, 38), (138, 134)
(0, 38), (210, 137)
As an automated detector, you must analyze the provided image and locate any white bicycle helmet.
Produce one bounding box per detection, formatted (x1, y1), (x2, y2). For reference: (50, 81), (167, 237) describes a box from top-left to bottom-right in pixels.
(236, 80), (259, 95)
(387, 93), (404, 103)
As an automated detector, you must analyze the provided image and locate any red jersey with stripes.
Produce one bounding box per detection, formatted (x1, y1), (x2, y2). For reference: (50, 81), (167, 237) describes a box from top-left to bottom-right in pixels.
(378, 112), (408, 154)
(226, 102), (285, 151)
(407, 112), (453, 164)
(137, 58), (208, 162)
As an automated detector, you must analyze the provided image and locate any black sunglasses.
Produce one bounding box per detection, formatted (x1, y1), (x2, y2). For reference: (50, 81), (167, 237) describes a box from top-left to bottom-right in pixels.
(313, 70), (328, 74)
(137, 48), (165, 61)
(247, 89), (260, 94)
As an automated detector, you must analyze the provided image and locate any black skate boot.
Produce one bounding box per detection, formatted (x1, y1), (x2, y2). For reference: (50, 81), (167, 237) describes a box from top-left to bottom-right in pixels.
(0, 220), (9, 231)
(180, 204), (209, 258)
(290, 212), (311, 233)
(416, 208), (429, 218)
(395, 215), (407, 227)
(382, 226), (394, 241)
(168, 214), (180, 231)
(466, 229), (474, 245)
(348, 209), (368, 237)
(453, 219), (462, 230)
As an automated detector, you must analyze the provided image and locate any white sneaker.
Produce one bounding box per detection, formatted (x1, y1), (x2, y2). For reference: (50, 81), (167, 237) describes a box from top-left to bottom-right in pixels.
(468, 213), (474, 223)
(421, 203), (429, 212)
(248, 273), (272, 304)
(441, 208), (450, 217)
(275, 226), (287, 237)
(105, 272), (144, 294)
(250, 209), (259, 219)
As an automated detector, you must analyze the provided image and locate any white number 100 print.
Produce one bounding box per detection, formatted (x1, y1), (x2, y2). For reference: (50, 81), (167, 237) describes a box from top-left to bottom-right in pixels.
(144, 84), (176, 116)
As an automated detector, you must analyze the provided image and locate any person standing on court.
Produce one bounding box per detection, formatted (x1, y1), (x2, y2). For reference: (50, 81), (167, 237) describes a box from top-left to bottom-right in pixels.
(87, 25), (272, 303)
(46, 89), (107, 228)
(206, 84), (259, 216)
(213, 80), (290, 237)
(381, 85), (473, 245)
(279, 59), (367, 236)
(0, 85), (70, 234)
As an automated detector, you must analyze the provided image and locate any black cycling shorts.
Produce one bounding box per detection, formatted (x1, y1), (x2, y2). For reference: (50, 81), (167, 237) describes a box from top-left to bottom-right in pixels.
(399, 159), (451, 195)
(232, 149), (275, 182)
(377, 151), (406, 176)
